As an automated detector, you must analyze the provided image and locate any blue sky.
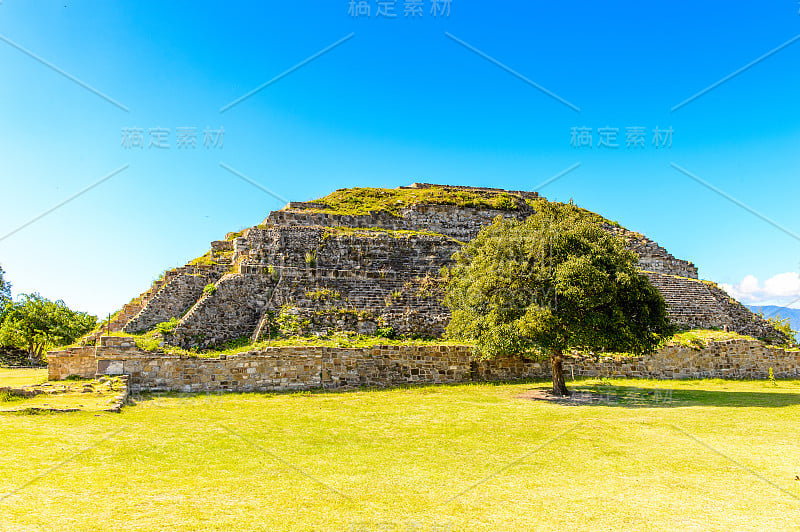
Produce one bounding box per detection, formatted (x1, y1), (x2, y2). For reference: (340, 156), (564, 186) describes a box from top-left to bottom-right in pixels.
(0, 1), (799, 317)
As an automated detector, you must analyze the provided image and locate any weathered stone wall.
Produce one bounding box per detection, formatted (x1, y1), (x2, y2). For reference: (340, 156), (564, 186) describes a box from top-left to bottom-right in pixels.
(704, 281), (787, 342)
(171, 273), (279, 348)
(47, 336), (139, 380)
(47, 346), (97, 380)
(166, 226), (458, 347)
(93, 344), (473, 393)
(49, 337), (800, 391)
(569, 339), (800, 379)
(607, 226), (698, 279)
(243, 225), (458, 273)
(123, 273), (211, 333)
(473, 339), (800, 381)
(93, 263), (227, 342)
(264, 204), (530, 242)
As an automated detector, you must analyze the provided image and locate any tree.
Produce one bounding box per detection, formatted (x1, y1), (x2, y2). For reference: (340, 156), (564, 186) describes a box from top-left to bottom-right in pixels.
(0, 265), (11, 321)
(444, 202), (674, 396)
(0, 293), (96, 361)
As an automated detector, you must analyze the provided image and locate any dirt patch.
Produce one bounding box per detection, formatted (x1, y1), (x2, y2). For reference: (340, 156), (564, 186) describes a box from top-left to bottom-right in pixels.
(516, 388), (622, 405)
(517, 387), (677, 407)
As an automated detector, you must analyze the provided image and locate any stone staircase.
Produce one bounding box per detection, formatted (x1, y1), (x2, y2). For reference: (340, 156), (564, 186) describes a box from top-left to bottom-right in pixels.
(642, 271), (728, 329)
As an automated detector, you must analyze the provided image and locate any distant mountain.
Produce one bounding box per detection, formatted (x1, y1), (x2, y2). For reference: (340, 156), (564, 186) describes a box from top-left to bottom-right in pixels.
(747, 305), (800, 340)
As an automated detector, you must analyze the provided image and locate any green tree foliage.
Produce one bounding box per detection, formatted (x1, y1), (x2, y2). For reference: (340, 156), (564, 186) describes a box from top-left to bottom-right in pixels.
(0, 293), (96, 361)
(444, 202), (674, 395)
(765, 315), (798, 346)
(0, 265), (11, 319)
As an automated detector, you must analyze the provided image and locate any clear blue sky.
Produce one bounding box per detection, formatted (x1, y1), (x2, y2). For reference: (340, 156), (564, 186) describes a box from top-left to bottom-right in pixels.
(1, 1), (799, 317)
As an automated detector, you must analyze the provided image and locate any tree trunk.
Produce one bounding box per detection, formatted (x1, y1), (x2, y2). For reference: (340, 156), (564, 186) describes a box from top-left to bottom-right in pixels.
(550, 351), (570, 396)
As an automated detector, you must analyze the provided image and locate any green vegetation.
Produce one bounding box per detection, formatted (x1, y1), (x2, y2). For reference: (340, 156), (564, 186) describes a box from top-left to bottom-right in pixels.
(304, 250), (316, 268)
(276, 305), (311, 337)
(98, 327), (778, 361)
(0, 293), (96, 362)
(306, 288), (341, 302)
(225, 229), (246, 241)
(104, 329), (460, 358)
(203, 283), (217, 296)
(375, 326), (396, 339)
(0, 378), (797, 530)
(189, 248), (233, 268)
(0, 367), (47, 387)
(527, 197), (622, 228)
(298, 186), (529, 216)
(670, 329), (756, 348)
(322, 225), (460, 242)
(261, 265), (278, 281)
(766, 315), (798, 346)
(445, 201), (673, 395)
(188, 251), (218, 267)
(154, 318), (179, 335)
(0, 265), (11, 319)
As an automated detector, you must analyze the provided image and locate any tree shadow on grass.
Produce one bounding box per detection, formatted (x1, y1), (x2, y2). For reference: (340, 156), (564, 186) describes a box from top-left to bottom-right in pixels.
(517, 382), (800, 408)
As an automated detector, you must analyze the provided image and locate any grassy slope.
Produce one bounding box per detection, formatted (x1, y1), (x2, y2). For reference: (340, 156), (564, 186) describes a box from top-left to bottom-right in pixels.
(0, 378), (798, 531)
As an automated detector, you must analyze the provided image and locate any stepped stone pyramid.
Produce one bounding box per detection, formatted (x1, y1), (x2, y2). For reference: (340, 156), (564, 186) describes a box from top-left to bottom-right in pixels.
(103, 183), (786, 348)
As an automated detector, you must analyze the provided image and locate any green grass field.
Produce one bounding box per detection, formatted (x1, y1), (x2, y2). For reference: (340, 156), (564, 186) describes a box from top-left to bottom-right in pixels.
(1, 377), (798, 531)
(0, 368), (47, 388)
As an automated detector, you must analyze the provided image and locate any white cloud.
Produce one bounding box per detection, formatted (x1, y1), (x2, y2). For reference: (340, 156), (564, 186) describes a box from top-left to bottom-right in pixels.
(721, 272), (800, 308)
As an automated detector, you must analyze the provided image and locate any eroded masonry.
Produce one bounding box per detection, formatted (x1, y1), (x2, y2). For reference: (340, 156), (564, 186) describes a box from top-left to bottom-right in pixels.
(95, 183), (783, 348)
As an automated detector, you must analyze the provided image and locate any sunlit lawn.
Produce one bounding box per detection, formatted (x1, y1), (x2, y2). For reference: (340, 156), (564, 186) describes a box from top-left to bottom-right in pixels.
(0, 367), (47, 388)
(0, 369), (120, 412)
(0, 377), (798, 531)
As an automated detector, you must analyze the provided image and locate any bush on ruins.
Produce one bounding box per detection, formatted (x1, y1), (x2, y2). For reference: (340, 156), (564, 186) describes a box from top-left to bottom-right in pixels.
(443, 201), (675, 396)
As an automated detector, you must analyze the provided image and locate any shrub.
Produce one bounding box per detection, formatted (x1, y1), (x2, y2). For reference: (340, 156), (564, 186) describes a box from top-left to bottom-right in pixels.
(492, 194), (518, 210)
(766, 316), (797, 347)
(304, 250), (317, 268)
(155, 318), (179, 335)
(276, 305), (310, 336)
(203, 283), (217, 296)
(376, 326), (396, 339)
(306, 288), (341, 302)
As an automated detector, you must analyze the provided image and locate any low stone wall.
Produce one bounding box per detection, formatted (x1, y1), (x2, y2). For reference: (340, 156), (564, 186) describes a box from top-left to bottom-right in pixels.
(47, 337), (800, 392)
(474, 339), (800, 381)
(91, 345), (473, 393)
(47, 346), (98, 380)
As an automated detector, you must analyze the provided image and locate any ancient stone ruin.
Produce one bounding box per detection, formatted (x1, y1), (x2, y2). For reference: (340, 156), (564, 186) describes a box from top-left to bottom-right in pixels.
(97, 183), (786, 348)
